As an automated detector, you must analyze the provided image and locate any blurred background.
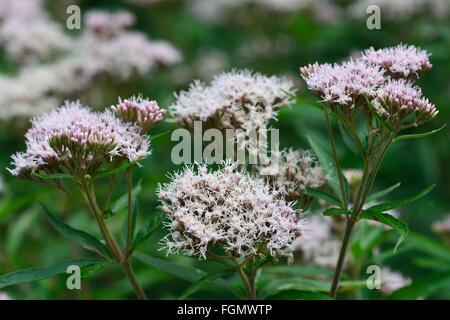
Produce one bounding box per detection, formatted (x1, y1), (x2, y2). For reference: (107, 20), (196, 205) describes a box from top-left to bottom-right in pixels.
(0, 0), (449, 299)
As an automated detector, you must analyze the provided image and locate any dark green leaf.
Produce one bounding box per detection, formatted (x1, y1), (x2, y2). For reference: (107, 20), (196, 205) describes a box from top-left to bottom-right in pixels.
(0, 259), (102, 289)
(338, 122), (360, 155)
(394, 124), (447, 142)
(34, 172), (74, 180)
(41, 203), (111, 258)
(323, 208), (355, 217)
(407, 233), (450, 263)
(130, 212), (164, 254)
(359, 211), (408, 252)
(366, 184), (435, 212)
(91, 159), (143, 180)
(366, 182), (401, 203)
(304, 187), (341, 206)
(149, 130), (170, 141)
(179, 270), (234, 299)
(267, 289), (332, 300)
(81, 261), (116, 279)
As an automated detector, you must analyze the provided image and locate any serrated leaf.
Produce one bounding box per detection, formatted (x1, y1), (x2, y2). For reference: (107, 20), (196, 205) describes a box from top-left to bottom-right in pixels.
(0, 259), (102, 289)
(34, 172), (75, 180)
(365, 93), (391, 131)
(366, 182), (401, 203)
(394, 124), (446, 142)
(41, 203), (111, 258)
(130, 211), (164, 254)
(91, 159), (143, 180)
(304, 187), (341, 206)
(179, 270), (234, 300)
(366, 184), (435, 212)
(307, 135), (349, 205)
(323, 208), (355, 217)
(134, 252), (245, 299)
(282, 90), (323, 110)
(359, 211), (408, 252)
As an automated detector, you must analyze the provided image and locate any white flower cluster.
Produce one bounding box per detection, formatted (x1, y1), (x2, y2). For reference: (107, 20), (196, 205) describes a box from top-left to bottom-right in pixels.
(169, 69), (294, 150)
(157, 162), (305, 259)
(259, 148), (328, 202)
(0, 0), (71, 63)
(0, 3), (181, 121)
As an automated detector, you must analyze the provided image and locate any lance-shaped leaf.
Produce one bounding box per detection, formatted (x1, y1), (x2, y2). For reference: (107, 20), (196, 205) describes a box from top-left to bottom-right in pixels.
(34, 172), (75, 180)
(130, 211), (164, 254)
(0, 259), (103, 289)
(366, 184), (435, 212)
(358, 210), (408, 253)
(91, 159), (144, 180)
(387, 271), (450, 300)
(179, 269), (234, 300)
(304, 187), (341, 206)
(41, 204), (111, 258)
(366, 182), (401, 203)
(323, 208), (355, 217)
(394, 124), (446, 142)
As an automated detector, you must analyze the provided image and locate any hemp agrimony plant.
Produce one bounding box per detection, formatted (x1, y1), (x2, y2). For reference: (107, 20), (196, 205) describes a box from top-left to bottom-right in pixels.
(299, 44), (443, 297)
(6, 96), (166, 299)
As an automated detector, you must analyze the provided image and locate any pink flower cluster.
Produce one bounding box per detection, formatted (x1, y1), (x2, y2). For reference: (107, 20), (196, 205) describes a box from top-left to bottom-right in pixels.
(375, 79), (438, 126)
(8, 101), (150, 177)
(301, 59), (385, 111)
(157, 162), (305, 259)
(85, 10), (136, 39)
(111, 96), (166, 132)
(362, 44), (432, 80)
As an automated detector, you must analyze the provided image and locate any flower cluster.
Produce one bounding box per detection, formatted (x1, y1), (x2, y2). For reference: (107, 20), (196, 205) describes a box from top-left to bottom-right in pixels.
(157, 162), (304, 259)
(380, 268), (411, 294)
(300, 59), (385, 112)
(258, 148), (328, 202)
(169, 69), (294, 150)
(8, 101), (150, 178)
(0, 5), (181, 121)
(374, 79), (438, 127)
(111, 96), (166, 132)
(362, 44), (432, 81)
(432, 214), (450, 234)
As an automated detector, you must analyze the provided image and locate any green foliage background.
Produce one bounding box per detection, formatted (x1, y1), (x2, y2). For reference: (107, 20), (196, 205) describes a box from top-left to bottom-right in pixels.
(0, 0), (448, 299)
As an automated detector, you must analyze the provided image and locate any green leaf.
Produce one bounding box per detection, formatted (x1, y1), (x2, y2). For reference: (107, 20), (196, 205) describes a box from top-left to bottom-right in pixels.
(387, 271), (450, 300)
(130, 212), (164, 254)
(365, 93), (391, 131)
(121, 197), (138, 248)
(407, 233), (450, 263)
(0, 259), (103, 289)
(263, 265), (335, 278)
(91, 159), (143, 180)
(394, 124), (447, 142)
(111, 179), (143, 213)
(149, 130), (170, 141)
(304, 187), (341, 206)
(366, 184), (435, 212)
(323, 208), (355, 217)
(412, 257), (450, 271)
(41, 203), (111, 258)
(179, 270), (234, 299)
(81, 261), (116, 279)
(134, 252), (244, 299)
(338, 122), (360, 155)
(307, 135), (348, 204)
(282, 90), (323, 110)
(267, 289), (332, 300)
(34, 172), (75, 180)
(358, 211), (408, 252)
(366, 182), (401, 203)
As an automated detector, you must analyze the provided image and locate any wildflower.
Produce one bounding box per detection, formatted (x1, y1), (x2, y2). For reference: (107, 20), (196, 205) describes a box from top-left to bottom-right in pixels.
(362, 44), (432, 81)
(374, 79), (438, 127)
(8, 101), (150, 178)
(380, 268), (411, 294)
(85, 10), (136, 39)
(157, 162), (304, 259)
(300, 58), (385, 113)
(111, 96), (166, 132)
(259, 148), (328, 203)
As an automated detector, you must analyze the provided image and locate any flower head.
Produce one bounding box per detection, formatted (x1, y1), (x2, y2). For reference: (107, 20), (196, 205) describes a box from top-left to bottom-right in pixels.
(170, 69), (294, 129)
(301, 58), (385, 112)
(8, 101), (150, 177)
(374, 79), (438, 127)
(259, 148), (328, 202)
(157, 162), (304, 259)
(362, 44), (432, 80)
(85, 10), (136, 39)
(111, 96), (166, 132)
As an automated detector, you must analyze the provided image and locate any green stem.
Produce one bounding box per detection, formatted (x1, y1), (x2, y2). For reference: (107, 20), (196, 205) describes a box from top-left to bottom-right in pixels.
(121, 259), (148, 300)
(126, 168), (132, 258)
(232, 258), (255, 300)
